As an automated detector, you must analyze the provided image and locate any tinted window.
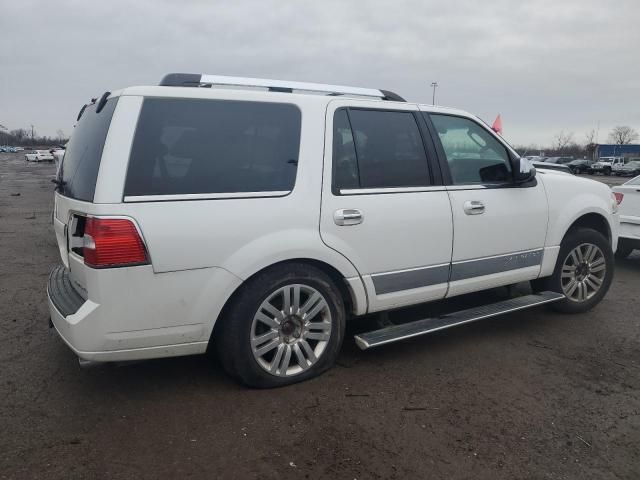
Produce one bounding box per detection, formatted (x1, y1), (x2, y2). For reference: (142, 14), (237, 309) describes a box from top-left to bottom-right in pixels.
(334, 109), (430, 189)
(60, 98), (118, 201)
(125, 98), (301, 196)
(332, 109), (359, 189)
(429, 114), (512, 185)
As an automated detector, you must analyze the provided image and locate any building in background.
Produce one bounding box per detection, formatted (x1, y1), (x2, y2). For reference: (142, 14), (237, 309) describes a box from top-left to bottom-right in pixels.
(595, 144), (640, 159)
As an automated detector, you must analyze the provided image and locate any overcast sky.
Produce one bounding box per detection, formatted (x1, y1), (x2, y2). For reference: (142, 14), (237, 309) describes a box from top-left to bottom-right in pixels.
(1, 0), (639, 147)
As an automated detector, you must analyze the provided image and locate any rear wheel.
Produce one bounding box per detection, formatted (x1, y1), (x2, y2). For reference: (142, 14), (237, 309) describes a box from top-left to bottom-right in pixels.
(215, 263), (345, 388)
(532, 228), (613, 313)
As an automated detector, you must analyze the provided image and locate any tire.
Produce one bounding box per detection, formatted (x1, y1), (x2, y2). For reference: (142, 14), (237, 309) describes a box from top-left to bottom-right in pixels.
(604, 167), (611, 175)
(532, 228), (614, 314)
(615, 241), (634, 259)
(215, 263), (346, 388)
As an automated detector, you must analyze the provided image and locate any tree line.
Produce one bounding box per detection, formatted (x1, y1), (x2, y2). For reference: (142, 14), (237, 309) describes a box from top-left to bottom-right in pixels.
(0, 124), (68, 146)
(514, 125), (639, 158)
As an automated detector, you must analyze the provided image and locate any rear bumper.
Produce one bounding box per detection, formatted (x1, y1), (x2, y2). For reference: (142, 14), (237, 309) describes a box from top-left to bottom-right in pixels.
(47, 264), (240, 362)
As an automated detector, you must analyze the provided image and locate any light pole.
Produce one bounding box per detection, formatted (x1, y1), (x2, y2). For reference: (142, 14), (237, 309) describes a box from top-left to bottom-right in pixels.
(430, 81), (438, 105)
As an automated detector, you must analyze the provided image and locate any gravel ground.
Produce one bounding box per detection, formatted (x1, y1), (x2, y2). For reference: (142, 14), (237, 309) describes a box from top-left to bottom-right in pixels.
(1, 153), (638, 479)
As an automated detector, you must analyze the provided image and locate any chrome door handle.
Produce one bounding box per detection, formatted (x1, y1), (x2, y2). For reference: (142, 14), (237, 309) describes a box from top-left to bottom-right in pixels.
(463, 200), (485, 215)
(334, 208), (363, 226)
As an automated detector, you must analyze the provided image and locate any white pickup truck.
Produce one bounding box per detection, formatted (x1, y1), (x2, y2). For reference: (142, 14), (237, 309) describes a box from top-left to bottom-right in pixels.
(48, 74), (620, 387)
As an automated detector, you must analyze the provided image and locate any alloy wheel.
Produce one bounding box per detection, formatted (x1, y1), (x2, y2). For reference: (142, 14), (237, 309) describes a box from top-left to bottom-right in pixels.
(250, 284), (332, 377)
(560, 243), (606, 302)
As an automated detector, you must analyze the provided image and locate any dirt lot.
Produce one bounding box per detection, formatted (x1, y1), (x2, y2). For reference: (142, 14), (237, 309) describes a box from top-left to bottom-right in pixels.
(1, 154), (638, 479)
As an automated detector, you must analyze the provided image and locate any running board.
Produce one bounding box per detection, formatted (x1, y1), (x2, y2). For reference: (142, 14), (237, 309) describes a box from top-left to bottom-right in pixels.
(354, 291), (564, 350)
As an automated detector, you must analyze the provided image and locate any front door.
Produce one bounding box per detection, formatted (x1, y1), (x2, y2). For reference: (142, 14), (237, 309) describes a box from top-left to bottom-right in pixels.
(424, 112), (548, 297)
(320, 100), (453, 312)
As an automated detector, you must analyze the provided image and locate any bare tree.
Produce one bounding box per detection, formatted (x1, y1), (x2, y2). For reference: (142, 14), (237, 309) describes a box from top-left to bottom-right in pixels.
(583, 129), (597, 160)
(608, 125), (639, 145)
(552, 130), (575, 152)
(584, 129), (596, 146)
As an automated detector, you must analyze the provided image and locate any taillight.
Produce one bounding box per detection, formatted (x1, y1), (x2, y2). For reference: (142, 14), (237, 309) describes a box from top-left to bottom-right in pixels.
(613, 192), (624, 205)
(83, 217), (148, 268)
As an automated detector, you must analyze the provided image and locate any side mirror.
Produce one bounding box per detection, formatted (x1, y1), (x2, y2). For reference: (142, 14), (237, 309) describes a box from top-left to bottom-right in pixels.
(513, 157), (536, 184)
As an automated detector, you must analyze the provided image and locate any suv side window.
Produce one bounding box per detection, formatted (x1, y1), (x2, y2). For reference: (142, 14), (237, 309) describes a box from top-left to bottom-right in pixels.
(125, 98), (301, 197)
(333, 109), (359, 189)
(429, 114), (512, 185)
(333, 108), (431, 191)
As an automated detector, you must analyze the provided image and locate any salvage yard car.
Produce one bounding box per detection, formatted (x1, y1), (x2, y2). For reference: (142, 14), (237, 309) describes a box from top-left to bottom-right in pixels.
(591, 156), (626, 175)
(612, 175), (640, 258)
(25, 150), (54, 162)
(612, 160), (640, 177)
(47, 74), (619, 387)
(567, 159), (593, 174)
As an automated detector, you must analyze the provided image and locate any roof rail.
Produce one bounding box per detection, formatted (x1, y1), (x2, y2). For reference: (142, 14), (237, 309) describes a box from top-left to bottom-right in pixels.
(159, 73), (406, 102)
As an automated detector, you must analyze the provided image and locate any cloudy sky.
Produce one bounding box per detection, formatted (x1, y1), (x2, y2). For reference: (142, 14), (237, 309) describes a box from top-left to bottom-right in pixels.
(1, 0), (639, 147)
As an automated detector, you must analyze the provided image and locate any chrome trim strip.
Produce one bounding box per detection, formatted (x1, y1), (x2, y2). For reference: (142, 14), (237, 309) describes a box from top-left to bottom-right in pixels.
(445, 184), (488, 191)
(450, 249), (543, 281)
(340, 186), (446, 195)
(370, 249), (544, 295)
(372, 263), (450, 295)
(124, 191), (290, 202)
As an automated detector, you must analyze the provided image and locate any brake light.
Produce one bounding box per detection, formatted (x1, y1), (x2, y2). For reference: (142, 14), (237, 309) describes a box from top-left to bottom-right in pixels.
(83, 217), (148, 268)
(613, 192), (624, 205)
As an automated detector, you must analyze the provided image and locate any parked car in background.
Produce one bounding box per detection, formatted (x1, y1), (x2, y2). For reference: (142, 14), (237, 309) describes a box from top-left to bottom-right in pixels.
(25, 150), (54, 162)
(567, 159), (593, 174)
(51, 145), (66, 173)
(544, 156), (575, 165)
(612, 175), (640, 258)
(531, 161), (573, 174)
(522, 155), (547, 163)
(591, 157), (626, 175)
(612, 160), (640, 177)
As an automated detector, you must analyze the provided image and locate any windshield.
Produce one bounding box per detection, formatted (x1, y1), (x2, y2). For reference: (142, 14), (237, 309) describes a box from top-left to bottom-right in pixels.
(59, 98), (118, 201)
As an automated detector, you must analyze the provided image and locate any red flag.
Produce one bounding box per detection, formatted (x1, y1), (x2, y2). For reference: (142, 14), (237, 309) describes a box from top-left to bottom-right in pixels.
(492, 115), (503, 134)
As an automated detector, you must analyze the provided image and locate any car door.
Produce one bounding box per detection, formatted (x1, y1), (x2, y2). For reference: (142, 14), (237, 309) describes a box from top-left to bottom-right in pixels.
(422, 111), (548, 297)
(320, 100), (453, 313)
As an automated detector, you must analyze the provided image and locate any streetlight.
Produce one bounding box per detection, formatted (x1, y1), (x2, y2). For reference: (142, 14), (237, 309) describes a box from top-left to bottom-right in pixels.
(430, 81), (438, 105)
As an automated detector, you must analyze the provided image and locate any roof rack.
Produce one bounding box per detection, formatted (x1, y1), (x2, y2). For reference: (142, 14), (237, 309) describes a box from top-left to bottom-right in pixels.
(159, 73), (406, 102)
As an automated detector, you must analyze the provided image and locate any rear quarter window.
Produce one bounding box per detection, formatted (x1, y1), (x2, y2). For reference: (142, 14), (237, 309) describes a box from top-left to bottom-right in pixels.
(60, 98), (118, 201)
(124, 98), (302, 197)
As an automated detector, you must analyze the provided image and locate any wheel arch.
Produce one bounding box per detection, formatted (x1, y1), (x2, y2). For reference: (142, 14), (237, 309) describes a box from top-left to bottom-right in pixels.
(564, 211), (612, 243)
(208, 258), (367, 350)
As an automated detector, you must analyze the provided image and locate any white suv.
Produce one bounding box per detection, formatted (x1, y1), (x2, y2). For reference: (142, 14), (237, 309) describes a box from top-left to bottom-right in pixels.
(48, 74), (619, 387)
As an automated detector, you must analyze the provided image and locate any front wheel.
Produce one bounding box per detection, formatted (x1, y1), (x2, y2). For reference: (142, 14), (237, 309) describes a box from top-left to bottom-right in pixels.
(532, 228), (614, 313)
(215, 263), (346, 388)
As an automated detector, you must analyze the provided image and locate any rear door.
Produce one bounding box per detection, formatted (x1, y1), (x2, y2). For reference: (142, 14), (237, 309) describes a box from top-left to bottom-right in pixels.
(423, 111), (548, 297)
(320, 100), (453, 312)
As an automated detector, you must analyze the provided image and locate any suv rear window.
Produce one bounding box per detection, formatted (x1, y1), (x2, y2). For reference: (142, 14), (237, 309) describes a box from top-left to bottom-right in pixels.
(124, 98), (301, 197)
(60, 98), (118, 201)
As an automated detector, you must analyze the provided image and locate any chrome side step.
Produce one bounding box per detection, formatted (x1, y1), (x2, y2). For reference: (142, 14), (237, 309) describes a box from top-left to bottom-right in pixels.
(354, 291), (564, 350)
